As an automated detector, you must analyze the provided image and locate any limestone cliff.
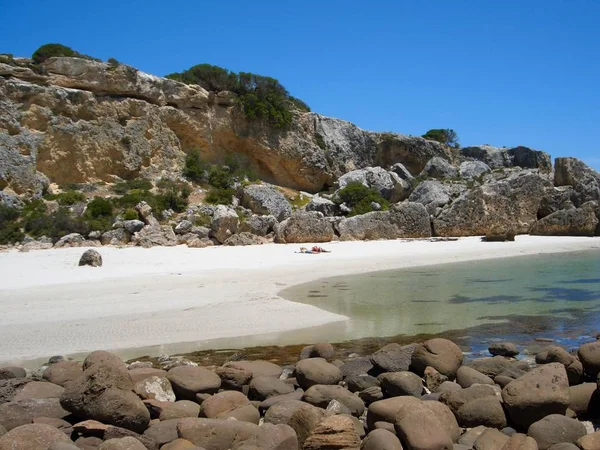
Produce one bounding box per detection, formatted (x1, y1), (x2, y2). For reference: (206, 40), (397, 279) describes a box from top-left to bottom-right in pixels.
(0, 57), (458, 197)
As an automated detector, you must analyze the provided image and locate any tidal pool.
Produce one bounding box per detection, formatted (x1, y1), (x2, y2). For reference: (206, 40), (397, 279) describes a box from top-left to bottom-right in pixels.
(280, 249), (600, 354)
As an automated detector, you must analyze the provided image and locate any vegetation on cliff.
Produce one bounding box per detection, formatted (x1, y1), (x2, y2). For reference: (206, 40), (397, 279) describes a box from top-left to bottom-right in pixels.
(31, 43), (98, 64)
(167, 64), (309, 128)
(335, 182), (390, 216)
(422, 128), (460, 148)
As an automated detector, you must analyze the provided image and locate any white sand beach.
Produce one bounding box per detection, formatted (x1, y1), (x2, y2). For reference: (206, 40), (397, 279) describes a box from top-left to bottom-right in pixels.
(0, 236), (598, 366)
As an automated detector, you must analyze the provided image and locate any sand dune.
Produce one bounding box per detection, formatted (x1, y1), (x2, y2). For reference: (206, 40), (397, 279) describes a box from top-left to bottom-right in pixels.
(0, 236), (598, 366)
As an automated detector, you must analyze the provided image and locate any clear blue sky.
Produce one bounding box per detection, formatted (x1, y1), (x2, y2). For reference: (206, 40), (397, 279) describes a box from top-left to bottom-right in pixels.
(2, 1), (599, 169)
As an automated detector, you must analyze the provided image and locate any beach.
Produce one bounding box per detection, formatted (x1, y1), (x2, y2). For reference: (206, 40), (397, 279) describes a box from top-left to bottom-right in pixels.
(0, 236), (598, 366)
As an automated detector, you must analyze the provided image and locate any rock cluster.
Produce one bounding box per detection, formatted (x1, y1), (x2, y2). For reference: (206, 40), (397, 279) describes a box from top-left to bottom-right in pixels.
(1, 337), (600, 449)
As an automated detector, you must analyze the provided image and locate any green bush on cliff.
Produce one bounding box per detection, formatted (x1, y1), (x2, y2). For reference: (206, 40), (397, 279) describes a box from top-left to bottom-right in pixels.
(335, 182), (389, 216)
(113, 178), (153, 195)
(183, 149), (210, 183)
(422, 129), (460, 149)
(0, 205), (24, 245)
(32, 44), (76, 63)
(205, 188), (235, 205)
(167, 64), (307, 128)
(45, 190), (86, 205)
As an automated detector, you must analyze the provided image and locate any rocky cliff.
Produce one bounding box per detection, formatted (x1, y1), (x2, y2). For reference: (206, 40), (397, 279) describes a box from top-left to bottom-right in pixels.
(0, 57), (461, 197)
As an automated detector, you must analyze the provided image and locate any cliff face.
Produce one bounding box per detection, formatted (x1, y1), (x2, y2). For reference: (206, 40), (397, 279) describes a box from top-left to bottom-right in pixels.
(0, 57), (457, 197)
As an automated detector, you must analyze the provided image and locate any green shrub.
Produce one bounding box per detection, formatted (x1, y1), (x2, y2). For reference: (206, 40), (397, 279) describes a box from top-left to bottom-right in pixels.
(183, 149), (210, 183)
(122, 208), (139, 220)
(167, 64), (307, 129)
(335, 182), (389, 216)
(205, 188), (235, 205)
(86, 197), (113, 218)
(208, 166), (233, 190)
(193, 213), (212, 227)
(31, 43), (98, 64)
(32, 44), (76, 63)
(46, 190), (86, 205)
(112, 178), (153, 195)
(421, 129), (460, 148)
(0, 205), (23, 245)
(24, 207), (89, 241)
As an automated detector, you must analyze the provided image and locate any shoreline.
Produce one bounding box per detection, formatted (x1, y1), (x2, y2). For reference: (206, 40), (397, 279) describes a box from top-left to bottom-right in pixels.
(0, 235), (598, 367)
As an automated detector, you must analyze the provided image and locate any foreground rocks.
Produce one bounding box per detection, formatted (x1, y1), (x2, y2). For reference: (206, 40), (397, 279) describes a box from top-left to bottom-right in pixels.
(2, 337), (600, 449)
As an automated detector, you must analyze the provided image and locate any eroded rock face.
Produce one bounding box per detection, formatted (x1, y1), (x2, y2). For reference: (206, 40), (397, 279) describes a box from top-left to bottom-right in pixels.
(336, 167), (411, 202)
(531, 201), (599, 236)
(460, 145), (551, 171)
(275, 211), (334, 243)
(433, 171), (553, 236)
(0, 57), (454, 197)
(239, 184), (292, 221)
(555, 157), (600, 206)
(336, 202), (431, 241)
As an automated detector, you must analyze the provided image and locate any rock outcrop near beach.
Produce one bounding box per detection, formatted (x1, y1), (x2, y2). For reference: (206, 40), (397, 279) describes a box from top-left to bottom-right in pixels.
(1, 53), (599, 249)
(2, 337), (600, 448)
(0, 56), (455, 195)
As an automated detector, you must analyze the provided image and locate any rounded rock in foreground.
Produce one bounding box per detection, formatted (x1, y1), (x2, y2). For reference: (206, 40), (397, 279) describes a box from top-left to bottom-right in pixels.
(410, 338), (464, 378)
(361, 428), (403, 450)
(295, 358), (342, 390)
(0, 423), (70, 450)
(78, 249), (102, 267)
(489, 342), (519, 357)
(527, 414), (587, 450)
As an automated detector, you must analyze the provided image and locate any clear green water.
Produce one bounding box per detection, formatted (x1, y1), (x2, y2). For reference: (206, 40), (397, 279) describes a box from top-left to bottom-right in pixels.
(280, 250), (600, 354)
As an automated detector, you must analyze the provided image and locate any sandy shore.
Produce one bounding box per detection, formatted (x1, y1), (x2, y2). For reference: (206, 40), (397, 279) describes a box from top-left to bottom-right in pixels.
(0, 236), (598, 366)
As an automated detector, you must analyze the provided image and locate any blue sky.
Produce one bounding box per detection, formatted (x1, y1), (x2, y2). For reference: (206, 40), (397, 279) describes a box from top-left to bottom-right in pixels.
(2, 0), (599, 169)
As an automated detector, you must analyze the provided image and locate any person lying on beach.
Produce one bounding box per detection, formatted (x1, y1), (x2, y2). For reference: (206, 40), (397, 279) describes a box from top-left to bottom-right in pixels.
(297, 246), (331, 254)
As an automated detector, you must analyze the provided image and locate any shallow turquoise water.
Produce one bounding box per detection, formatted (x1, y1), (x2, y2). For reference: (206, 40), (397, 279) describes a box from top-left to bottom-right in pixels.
(280, 250), (600, 354)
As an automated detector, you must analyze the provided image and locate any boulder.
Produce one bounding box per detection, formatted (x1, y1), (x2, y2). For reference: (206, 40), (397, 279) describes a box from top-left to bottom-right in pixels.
(0, 423), (70, 450)
(456, 366), (495, 388)
(122, 220), (145, 234)
(215, 366), (252, 391)
(408, 179), (454, 215)
(539, 346), (582, 385)
(78, 249), (103, 267)
(370, 343), (416, 373)
(305, 196), (339, 217)
(433, 171), (553, 236)
(456, 396), (507, 429)
(295, 358), (342, 390)
(554, 157), (600, 206)
(248, 376), (294, 401)
(59, 353), (149, 433)
(394, 401), (453, 450)
(54, 233), (85, 248)
(263, 400), (306, 425)
(142, 419), (180, 446)
(275, 211), (334, 243)
(473, 428), (510, 450)
(500, 433), (538, 450)
(419, 157), (458, 179)
(174, 220), (193, 234)
(336, 166), (410, 202)
(531, 202), (598, 236)
(460, 161), (491, 179)
(410, 338), (464, 378)
(378, 372), (423, 397)
(346, 375), (380, 393)
(223, 360), (282, 378)
(299, 343), (335, 361)
(538, 187), (576, 219)
(13, 381), (64, 401)
(210, 205), (239, 244)
(128, 368), (167, 384)
(100, 228), (130, 246)
(460, 146), (551, 171)
(502, 363), (570, 428)
(489, 343), (519, 358)
(569, 383), (600, 418)
(240, 184), (292, 221)
(42, 361), (82, 387)
(577, 340), (600, 377)
(302, 385), (365, 417)
(527, 415), (586, 450)
(337, 202), (431, 241)
(132, 225), (177, 247)
(439, 384), (499, 413)
(98, 437), (147, 450)
(287, 403), (326, 448)
(158, 400), (200, 421)
(422, 400), (461, 443)
(360, 428), (403, 450)
(303, 415), (361, 450)
(238, 214), (277, 236)
(366, 396), (421, 429)
(166, 366), (221, 400)
(577, 431), (600, 450)
(133, 376), (175, 402)
(468, 356), (515, 378)
(339, 357), (375, 379)
(200, 391), (259, 424)
(222, 232), (263, 246)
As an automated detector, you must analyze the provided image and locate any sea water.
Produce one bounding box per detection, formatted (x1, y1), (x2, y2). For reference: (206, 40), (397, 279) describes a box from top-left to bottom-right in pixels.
(280, 250), (600, 354)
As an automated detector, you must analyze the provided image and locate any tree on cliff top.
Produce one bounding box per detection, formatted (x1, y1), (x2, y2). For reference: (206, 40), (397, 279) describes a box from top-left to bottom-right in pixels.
(166, 64), (309, 128)
(32, 43), (98, 64)
(422, 129), (460, 148)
